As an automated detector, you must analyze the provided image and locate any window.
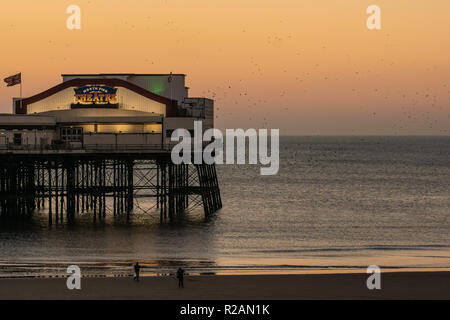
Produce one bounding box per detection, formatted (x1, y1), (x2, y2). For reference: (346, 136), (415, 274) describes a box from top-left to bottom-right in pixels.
(13, 133), (22, 145)
(61, 127), (83, 142)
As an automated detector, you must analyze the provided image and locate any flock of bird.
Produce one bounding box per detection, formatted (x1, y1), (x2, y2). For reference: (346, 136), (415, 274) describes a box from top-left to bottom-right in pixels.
(4, 6), (449, 135)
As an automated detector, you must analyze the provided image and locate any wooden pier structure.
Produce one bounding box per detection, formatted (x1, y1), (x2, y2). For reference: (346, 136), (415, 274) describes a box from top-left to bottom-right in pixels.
(0, 147), (222, 223)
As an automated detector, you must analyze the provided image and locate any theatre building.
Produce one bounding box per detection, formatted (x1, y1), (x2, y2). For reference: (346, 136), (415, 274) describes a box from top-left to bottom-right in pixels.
(0, 73), (214, 149)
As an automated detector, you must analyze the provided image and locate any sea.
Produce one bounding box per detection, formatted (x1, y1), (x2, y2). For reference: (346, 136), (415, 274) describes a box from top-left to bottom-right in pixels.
(0, 136), (449, 278)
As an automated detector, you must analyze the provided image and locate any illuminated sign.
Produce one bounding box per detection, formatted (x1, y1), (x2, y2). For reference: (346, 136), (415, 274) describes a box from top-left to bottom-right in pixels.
(74, 86), (117, 104)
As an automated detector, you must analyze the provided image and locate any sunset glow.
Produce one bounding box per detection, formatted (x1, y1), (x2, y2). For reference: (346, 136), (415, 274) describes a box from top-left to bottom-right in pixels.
(0, 0), (449, 134)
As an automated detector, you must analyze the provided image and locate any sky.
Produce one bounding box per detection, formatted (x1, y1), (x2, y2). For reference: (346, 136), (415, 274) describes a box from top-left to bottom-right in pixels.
(0, 0), (449, 135)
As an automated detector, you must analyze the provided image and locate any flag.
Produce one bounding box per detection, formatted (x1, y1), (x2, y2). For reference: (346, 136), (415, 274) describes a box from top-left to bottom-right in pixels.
(168, 72), (173, 83)
(4, 73), (21, 87)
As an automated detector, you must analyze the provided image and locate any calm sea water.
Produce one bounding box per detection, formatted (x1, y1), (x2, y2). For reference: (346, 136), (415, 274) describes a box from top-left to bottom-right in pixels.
(0, 136), (449, 277)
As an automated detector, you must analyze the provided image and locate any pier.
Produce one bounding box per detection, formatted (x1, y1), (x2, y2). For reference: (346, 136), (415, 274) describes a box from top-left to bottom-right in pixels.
(0, 146), (222, 223)
(0, 73), (222, 223)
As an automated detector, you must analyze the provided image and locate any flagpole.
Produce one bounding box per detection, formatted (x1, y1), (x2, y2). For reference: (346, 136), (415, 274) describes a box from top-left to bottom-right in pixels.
(20, 78), (22, 113)
(170, 73), (173, 101)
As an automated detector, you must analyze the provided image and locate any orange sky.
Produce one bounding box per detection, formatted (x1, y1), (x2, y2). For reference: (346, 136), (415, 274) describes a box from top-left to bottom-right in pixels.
(0, 0), (449, 135)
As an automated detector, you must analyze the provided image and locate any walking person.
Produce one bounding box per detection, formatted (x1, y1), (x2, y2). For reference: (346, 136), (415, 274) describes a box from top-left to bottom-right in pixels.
(134, 262), (141, 282)
(176, 267), (185, 288)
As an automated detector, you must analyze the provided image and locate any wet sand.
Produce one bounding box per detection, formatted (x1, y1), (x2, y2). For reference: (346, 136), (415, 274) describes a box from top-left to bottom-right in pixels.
(0, 272), (449, 300)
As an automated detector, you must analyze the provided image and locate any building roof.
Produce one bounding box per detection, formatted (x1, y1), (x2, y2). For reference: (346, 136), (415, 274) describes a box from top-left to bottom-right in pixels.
(15, 78), (178, 116)
(61, 73), (186, 77)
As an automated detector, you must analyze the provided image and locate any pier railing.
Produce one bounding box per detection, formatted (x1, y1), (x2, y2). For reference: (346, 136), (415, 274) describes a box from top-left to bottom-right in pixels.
(0, 142), (215, 154)
(0, 143), (177, 153)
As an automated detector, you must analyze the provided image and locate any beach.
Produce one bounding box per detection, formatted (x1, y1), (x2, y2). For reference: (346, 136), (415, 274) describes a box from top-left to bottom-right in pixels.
(0, 271), (449, 300)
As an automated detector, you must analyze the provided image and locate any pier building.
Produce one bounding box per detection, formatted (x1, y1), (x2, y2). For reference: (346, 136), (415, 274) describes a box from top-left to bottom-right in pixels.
(0, 74), (222, 223)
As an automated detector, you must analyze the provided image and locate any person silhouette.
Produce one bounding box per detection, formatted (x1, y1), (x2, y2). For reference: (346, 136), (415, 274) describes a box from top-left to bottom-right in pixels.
(176, 267), (185, 288)
(134, 262), (141, 282)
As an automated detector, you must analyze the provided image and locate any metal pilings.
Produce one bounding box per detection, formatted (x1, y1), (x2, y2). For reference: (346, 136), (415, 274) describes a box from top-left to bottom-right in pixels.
(0, 158), (36, 218)
(196, 164), (223, 217)
(0, 155), (222, 222)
